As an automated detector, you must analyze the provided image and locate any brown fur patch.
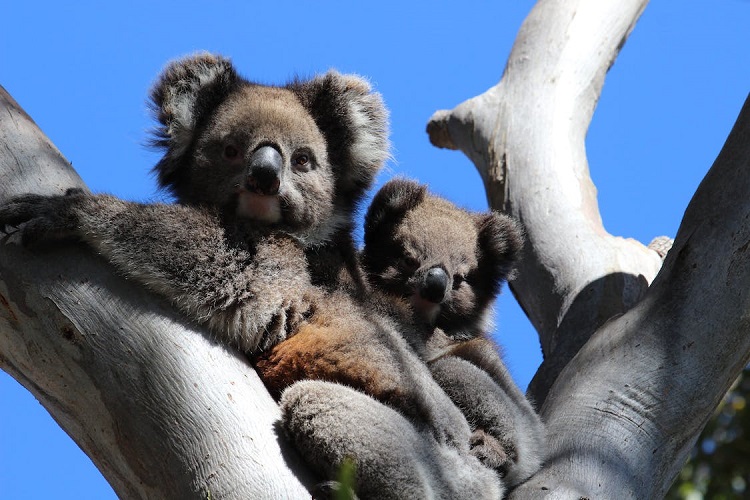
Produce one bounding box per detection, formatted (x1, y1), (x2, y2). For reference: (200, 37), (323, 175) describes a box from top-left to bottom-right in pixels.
(254, 313), (406, 404)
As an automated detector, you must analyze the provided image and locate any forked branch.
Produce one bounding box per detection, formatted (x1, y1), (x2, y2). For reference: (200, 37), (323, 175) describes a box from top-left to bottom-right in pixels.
(428, 0), (661, 404)
(428, 0), (750, 496)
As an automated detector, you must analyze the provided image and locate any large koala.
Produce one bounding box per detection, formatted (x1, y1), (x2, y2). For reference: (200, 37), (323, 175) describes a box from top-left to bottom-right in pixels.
(0, 52), (389, 353)
(0, 54), (503, 498)
(361, 178), (546, 487)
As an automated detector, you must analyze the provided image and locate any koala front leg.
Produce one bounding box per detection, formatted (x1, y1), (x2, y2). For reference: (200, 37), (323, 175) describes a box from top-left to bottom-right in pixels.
(0, 189), (90, 246)
(429, 341), (546, 487)
(0, 191), (313, 353)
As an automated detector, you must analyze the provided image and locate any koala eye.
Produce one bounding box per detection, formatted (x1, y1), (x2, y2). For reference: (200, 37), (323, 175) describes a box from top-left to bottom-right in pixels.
(224, 145), (240, 160)
(399, 256), (420, 274)
(292, 153), (311, 172)
(453, 274), (465, 289)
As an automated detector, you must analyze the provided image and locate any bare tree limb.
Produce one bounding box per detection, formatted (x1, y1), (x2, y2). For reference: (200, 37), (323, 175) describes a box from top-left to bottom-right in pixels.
(516, 93), (750, 498)
(0, 86), (312, 499)
(428, 0), (661, 405)
(427, 0), (750, 496)
(5, 0), (749, 496)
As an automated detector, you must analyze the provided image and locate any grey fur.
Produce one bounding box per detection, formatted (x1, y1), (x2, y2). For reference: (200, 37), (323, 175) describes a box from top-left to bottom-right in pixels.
(0, 55), (503, 498)
(282, 380), (504, 500)
(0, 53), (391, 353)
(362, 178), (546, 488)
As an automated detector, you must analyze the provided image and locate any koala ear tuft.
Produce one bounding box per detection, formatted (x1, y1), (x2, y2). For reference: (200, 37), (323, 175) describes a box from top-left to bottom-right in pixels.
(149, 53), (240, 193)
(476, 212), (525, 288)
(363, 178), (426, 252)
(290, 71), (390, 209)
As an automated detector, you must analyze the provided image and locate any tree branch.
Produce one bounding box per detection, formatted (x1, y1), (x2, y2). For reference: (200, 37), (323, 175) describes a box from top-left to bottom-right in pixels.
(428, 0), (750, 496)
(427, 0), (661, 404)
(0, 86), (313, 499)
(515, 93), (750, 498)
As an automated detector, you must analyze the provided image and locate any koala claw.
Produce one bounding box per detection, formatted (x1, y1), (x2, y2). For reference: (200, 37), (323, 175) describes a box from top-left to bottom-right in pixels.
(469, 429), (511, 475)
(0, 191), (84, 247)
(256, 295), (315, 353)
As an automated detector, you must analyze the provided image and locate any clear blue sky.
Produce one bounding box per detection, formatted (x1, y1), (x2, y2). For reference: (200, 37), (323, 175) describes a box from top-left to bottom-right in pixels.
(1, 1), (748, 498)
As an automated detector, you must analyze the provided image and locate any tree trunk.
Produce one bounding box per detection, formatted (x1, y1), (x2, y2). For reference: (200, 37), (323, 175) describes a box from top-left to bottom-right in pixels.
(3, 0), (750, 498)
(0, 87), (313, 499)
(427, 0), (750, 497)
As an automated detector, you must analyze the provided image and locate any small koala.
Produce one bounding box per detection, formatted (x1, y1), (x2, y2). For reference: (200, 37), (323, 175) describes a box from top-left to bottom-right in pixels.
(256, 177), (545, 493)
(0, 54), (502, 498)
(361, 178), (546, 487)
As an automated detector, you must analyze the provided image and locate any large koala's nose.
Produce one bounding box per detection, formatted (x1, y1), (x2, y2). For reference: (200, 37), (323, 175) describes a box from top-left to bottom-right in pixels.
(420, 267), (449, 304)
(246, 145), (282, 195)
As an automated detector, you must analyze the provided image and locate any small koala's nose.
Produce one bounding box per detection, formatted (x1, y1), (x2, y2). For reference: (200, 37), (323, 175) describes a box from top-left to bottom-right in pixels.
(246, 145), (282, 195)
(420, 267), (449, 304)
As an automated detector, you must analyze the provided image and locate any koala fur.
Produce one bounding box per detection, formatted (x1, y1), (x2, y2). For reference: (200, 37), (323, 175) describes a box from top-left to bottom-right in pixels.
(282, 380), (504, 500)
(0, 53), (388, 353)
(361, 178), (546, 487)
(0, 54), (503, 498)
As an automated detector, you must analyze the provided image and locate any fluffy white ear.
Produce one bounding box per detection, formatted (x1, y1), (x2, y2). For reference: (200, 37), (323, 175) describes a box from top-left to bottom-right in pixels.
(289, 71), (391, 207)
(149, 53), (240, 190)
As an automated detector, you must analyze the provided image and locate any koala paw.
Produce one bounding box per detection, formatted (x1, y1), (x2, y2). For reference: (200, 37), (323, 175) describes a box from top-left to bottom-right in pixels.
(469, 429), (513, 475)
(0, 189), (86, 247)
(257, 292), (316, 352)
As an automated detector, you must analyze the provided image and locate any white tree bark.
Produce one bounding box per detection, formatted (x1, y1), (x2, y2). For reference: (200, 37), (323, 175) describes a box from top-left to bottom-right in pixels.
(0, 87), (313, 499)
(3, 0), (750, 498)
(429, 0), (662, 403)
(428, 0), (750, 497)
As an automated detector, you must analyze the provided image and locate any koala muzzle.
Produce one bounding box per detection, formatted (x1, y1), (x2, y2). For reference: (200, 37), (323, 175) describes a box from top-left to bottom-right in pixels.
(420, 267), (449, 304)
(247, 145), (283, 196)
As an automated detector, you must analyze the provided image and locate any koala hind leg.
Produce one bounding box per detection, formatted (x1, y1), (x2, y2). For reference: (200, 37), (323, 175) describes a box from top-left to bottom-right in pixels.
(280, 380), (505, 500)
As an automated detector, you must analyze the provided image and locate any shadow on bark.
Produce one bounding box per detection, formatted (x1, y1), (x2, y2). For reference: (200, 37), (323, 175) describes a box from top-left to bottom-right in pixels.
(527, 271), (651, 405)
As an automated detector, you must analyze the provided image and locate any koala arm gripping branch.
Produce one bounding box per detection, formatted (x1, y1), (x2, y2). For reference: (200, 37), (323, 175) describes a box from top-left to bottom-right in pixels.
(0, 191), (314, 353)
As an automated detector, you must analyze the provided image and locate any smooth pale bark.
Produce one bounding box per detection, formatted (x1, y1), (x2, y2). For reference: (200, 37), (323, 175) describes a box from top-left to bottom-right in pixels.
(4, 0), (750, 497)
(428, 0), (662, 404)
(0, 86), (313, 499)
(512, 95), (750, 499)
(428, 0), (750, 497)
